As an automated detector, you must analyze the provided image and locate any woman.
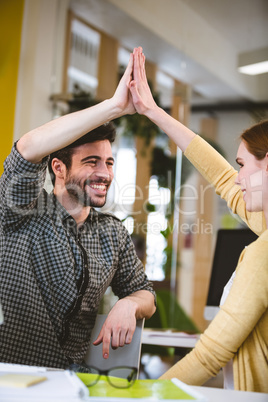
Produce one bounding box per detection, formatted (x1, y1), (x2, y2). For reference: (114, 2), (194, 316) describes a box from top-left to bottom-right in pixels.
(129, 47), (268, 392)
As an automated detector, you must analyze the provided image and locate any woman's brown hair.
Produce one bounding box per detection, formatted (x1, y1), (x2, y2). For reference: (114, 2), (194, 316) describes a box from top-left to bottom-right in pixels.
(240, 120), (268, 160)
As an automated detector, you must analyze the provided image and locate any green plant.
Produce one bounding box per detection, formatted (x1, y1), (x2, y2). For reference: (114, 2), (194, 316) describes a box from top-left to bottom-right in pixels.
(67, 84), (98, 112)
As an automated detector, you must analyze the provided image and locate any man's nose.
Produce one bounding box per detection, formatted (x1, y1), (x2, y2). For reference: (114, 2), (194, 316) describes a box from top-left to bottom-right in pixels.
(95, 163), (111, 179)
(95, 171), (110, 180)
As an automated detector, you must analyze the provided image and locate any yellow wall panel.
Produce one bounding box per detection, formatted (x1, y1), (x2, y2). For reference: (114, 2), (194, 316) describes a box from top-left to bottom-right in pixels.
(0, 0), (24, 174)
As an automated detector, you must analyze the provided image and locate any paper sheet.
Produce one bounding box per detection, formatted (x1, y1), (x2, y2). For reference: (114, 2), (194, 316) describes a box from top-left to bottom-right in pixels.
(0, 364), (88, 402)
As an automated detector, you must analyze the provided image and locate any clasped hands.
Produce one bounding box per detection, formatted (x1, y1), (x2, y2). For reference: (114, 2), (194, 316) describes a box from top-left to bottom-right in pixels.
(112, 46), (157, 120)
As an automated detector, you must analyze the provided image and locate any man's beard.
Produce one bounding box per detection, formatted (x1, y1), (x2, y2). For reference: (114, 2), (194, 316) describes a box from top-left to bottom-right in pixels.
(65, 177), (109, 208)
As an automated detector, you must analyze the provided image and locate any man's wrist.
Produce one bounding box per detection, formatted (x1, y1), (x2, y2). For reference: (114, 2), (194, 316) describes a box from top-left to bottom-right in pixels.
(104, 98), (124, 121)
(117, 297), (139, 316)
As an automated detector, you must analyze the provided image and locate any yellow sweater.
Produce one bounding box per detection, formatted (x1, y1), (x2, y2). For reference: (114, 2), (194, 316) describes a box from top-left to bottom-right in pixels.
(160, 136), (268, 393)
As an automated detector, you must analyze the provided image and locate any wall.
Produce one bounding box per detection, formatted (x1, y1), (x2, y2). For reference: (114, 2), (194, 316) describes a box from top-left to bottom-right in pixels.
(189, 111), (254, 165)
(0, 0), (70, 174)
(14, 0), (70, 143)
(189, 111), (256, 235)
(0, 0), (24, 174)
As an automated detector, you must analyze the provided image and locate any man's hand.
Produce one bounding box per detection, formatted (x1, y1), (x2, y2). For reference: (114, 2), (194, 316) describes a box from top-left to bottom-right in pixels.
(93, 290), (155, 359)
(92, 298), (137, 359)
(111, 52), (136, 117)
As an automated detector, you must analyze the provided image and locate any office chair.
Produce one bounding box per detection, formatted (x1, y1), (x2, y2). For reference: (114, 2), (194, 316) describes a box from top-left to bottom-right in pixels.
(84, 314), (144, 378)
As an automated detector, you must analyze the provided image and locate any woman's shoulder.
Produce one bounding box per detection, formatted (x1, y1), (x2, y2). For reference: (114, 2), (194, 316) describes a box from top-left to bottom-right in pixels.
(236, 231), (268, 282)
(246, 230), (268, 262)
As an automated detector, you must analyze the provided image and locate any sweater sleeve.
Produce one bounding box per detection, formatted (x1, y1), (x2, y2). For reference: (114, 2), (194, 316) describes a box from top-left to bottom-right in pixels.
(184, 135), (266, 235)
(160, 232), (268, 385)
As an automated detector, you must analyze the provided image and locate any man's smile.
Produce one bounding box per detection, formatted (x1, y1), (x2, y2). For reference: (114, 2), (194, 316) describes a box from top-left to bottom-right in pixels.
(86, 180), (110, 195)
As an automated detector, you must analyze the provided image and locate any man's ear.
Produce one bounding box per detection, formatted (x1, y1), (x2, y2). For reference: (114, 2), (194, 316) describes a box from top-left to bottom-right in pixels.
(51, 158), (67, 180)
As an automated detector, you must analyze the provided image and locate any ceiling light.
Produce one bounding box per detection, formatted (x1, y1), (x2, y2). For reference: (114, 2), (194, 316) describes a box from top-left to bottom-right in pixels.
(238, 47), (268, 76)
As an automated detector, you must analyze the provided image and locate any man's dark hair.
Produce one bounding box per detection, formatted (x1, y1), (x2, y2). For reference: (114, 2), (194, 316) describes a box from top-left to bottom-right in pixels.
(48, 122), (116, 186)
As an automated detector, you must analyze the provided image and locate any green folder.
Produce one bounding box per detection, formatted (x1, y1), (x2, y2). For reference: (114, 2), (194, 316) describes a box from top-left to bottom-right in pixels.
(77, 373), (206, 401)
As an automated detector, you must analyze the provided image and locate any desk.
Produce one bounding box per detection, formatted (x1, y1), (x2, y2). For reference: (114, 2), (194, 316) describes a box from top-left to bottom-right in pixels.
(192, 386), (268, 402)
(83, 386), (268, 402)
(142, 329), (199, 349)
(1, 363), (267, 402)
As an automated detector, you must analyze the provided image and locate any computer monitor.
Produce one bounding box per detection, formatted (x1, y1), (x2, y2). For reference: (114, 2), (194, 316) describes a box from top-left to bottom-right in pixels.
(204, 228), (258, 321)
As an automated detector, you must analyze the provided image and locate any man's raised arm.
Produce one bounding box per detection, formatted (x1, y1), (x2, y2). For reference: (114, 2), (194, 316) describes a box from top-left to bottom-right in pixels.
(17, 54), (135, 163)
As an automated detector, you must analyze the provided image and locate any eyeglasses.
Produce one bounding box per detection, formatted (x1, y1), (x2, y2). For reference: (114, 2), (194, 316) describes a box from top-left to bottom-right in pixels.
(71, 364), (137, 389)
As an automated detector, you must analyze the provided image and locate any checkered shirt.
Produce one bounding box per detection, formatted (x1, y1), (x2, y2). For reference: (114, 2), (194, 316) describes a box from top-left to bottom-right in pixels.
(0, 144), (155, 368)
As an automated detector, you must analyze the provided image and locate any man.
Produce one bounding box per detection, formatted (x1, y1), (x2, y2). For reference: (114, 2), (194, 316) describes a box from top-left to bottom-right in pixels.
(0, 54), (155, 368)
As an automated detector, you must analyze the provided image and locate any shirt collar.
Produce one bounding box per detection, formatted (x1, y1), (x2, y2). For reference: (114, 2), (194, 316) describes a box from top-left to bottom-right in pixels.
(49, 192), (98, 231)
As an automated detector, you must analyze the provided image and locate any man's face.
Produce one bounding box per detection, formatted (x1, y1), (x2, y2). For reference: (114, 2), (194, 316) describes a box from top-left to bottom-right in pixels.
(64, 140), (114, 208)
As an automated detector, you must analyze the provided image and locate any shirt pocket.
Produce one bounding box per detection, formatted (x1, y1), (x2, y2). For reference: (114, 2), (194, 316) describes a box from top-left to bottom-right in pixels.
(81, 252), (116, 311)
(32, 237), (78, 326)
(32, 236), (73, 285)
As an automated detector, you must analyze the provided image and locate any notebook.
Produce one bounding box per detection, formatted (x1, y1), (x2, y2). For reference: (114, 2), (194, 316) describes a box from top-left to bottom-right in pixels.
(77, 373), (207, 401)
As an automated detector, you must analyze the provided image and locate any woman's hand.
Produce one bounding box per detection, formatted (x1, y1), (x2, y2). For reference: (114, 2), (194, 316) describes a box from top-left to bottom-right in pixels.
(129, 46), (195, 152)
(129, 47), (158, 116)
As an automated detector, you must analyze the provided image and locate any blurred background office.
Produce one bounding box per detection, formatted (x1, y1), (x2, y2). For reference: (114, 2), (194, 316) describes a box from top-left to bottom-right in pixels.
(1, 0), (268, 340)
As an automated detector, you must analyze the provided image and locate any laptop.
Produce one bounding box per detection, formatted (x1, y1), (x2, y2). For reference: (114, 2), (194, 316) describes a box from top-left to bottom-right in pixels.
(204, 228), (258, 321)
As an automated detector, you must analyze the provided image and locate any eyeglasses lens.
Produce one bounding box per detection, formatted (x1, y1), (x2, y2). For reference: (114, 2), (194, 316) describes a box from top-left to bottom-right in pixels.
(107, 367), (137, 388)
(84, 367), (100, 387)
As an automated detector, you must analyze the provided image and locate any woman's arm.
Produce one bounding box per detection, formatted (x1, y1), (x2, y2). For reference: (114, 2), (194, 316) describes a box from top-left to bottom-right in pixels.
(130, 47), (266, 235)
(17, 54), (135, 163)
(160, 235), (268, 385)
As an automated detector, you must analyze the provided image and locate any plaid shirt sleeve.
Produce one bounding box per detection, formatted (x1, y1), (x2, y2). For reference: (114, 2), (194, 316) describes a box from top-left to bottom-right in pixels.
(110, 221), (155, 301)
(0, 143), (49, 231)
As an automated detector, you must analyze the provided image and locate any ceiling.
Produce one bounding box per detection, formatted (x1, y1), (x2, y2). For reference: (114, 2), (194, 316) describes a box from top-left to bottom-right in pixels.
(70, 0), (268, 108)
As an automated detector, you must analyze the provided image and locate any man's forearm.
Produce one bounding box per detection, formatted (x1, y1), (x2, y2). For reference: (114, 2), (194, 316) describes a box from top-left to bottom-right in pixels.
(17, 52), (135, 163)
(93, 289), (155, 357)
(17, 99), (121, 163)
